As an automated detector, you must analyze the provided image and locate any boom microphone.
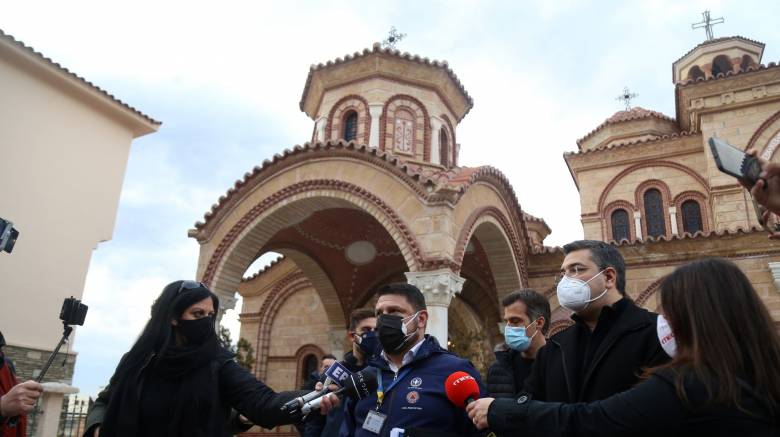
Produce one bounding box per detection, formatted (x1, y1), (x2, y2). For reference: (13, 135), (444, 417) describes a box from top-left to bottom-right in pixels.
(444, 371), (480, 408)
(300, 367), (378, 415)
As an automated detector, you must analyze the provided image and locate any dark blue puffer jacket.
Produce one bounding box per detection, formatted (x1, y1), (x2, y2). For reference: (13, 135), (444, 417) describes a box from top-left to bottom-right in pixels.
(339, 335), (485, 437)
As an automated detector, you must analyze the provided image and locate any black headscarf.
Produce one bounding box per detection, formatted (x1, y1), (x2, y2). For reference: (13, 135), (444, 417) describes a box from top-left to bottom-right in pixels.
(99, 282), (229, 437)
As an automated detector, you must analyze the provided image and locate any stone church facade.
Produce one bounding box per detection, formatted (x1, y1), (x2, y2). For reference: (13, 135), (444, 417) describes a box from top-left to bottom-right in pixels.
(189, 36), (780, 435)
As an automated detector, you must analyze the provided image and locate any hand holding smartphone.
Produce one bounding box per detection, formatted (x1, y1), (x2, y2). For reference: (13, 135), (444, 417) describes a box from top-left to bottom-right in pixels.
(709, 137), (780, 233)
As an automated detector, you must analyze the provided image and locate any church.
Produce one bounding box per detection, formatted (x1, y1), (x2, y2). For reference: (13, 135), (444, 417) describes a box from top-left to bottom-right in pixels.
(188, 31), (780, 435)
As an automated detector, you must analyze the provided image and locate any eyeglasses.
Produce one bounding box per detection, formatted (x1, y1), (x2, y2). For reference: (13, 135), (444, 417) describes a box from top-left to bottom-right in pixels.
(555, 265), (586, 282)
(177, 280), (208, 295)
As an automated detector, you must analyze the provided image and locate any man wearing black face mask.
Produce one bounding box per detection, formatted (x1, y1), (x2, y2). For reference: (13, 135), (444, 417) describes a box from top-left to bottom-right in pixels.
(306, 309), (377, 437)
(345, 309), (378, 371)
(340, 283), (485, 437)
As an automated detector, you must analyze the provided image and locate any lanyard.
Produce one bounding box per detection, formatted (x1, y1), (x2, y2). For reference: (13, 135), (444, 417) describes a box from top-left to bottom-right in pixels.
(375, 366), (411, 410)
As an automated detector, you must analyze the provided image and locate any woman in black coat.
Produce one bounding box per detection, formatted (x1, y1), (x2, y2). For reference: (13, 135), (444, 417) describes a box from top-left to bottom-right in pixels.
(467, 258), (780, 436)
(84, 280), (336, 437)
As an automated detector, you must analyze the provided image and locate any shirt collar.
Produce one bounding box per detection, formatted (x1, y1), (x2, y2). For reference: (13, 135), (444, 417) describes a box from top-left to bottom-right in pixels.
(382, 336), (426, 373)
(571, 297), (629, 326)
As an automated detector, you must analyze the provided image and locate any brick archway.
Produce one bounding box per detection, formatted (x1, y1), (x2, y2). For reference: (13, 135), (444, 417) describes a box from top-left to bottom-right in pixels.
(597, 161), (709, 213)
(200, 182), (424, 326)
(252, 271), (312, 379)
(326, 94), (371, 144)
(454, 208), (525, 301)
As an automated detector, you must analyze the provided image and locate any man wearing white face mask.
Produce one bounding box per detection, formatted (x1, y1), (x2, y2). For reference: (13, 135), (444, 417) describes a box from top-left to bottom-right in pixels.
(487, 289), (550, 399)
(522, 240), (667, 403)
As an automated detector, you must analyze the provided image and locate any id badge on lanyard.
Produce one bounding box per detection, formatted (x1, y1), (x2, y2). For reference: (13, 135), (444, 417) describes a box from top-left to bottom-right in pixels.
(361, 367), (410, 434)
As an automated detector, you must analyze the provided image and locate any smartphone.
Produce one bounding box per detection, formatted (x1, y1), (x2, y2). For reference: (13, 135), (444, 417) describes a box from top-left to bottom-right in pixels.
(708, 137), (762, 187)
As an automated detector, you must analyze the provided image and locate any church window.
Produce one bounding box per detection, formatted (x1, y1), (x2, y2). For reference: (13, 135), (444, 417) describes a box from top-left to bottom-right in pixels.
(611, 209), (630, 241)
(393, 109), (415, 154)
(681, 200), (703, 234)
(740, 54), (755, 71)
(300, 354), (318, 387)
(687, 65), (705, 81)
(711, 55), (732, 77)
(644, 189), (666, 238)
(343, 111), (358, 141)
(439, 128), (449, 167)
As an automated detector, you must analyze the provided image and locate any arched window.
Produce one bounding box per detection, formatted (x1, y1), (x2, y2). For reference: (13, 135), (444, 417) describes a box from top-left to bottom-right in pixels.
(439, 128), (449, 167)
(711, 55), (732, 77)
(343, 111), (358, 142)
(644, 189), (666, 238)
(681, 200), (703, 234)
(393, 109), (415, 154)
(740, 54), (755, 71)
(611, 209), (630, 241)
(687, 65), (705, 81)
(300, 353), (319, 387)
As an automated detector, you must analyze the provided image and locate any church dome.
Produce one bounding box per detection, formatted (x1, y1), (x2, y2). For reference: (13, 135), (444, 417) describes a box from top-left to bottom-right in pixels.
(577, 106), (679, 152)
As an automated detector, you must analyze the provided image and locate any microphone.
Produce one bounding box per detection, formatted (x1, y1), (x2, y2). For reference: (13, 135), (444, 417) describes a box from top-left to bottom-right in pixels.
(444, 371), (480, 408)
(280, 361), (355, 415)
(300, 367), (378, 414)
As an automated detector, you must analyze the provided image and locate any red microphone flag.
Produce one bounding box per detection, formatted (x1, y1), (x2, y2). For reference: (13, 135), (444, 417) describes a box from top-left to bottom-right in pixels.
(444, 371), (480, 408)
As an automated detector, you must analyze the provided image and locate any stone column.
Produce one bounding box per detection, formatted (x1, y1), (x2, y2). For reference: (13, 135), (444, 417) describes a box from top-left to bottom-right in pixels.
(669, 206), (679, 235)
(430, 117), (442, 165)
(35, 382), (78, 437)
(633, 211), (643, 240)
(405, 270), (465, 349)
(368, 105), (383, 148)
(315, 117), (328, 143)
(768, 262), (780, 293)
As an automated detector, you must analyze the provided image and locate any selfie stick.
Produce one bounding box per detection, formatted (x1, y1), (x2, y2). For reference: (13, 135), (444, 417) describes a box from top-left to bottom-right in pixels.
(36, 322), (74, 383)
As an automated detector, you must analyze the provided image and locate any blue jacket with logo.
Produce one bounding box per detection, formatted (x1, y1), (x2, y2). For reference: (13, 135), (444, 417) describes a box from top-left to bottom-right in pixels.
(339, 335), (485, 437)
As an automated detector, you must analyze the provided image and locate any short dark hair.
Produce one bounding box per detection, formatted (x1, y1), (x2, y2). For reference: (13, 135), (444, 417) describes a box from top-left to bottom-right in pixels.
(376, 283), (427, 312)
(321, 354), (337, 361)
(501, 289), (551, 334)
(349, 308), (376, 331)
(563, 240), (627, 296)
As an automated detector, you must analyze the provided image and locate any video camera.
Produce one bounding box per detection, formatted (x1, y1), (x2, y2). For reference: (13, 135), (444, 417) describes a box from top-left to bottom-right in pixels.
(0, 217), (19, 253)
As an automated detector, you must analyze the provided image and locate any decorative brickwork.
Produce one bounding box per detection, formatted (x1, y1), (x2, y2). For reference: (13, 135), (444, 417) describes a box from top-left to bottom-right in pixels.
(635, 179), (673, 240)
(673, 191), (711, 234)
(597, 161), (708, 213)
(440, 114), (457, 167)
(453, 207), (527, 297)
(325, 94), (371, 144)
(379, 94), (431, 162)
(603, 200), (637, 242)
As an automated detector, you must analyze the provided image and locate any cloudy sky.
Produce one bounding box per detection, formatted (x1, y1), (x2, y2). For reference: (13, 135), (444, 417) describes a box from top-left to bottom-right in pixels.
(3, 0), (778, 397)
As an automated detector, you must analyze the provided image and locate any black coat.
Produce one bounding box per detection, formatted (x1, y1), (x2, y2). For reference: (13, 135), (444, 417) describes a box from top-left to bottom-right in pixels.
(523, 299), (667, 402)
(486, 347), (533, 399)
(84, 352), (303, 437)
(488, 368), (779, 436)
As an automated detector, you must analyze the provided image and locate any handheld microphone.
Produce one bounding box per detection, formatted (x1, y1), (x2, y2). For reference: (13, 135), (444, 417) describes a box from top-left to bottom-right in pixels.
(280, 361), (354, 415)
(444, 371), (480, 408)
(300, 367), (378, 414)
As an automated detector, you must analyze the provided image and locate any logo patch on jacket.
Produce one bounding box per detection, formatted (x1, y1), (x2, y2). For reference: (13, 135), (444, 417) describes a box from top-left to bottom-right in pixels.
(406, 390), (420, 404)
(410, 377), (422, 387)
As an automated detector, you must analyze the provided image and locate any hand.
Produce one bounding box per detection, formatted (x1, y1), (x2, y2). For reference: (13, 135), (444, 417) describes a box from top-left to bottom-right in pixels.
(318, 392), (341, 415)
(466, 397), (494, 430)
(0, 380), (43, 417)
(745, 149), (780, 216)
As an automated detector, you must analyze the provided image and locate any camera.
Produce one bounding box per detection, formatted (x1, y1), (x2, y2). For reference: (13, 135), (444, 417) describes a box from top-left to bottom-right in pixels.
(0, 217), (19, 254)
(60, 297), (88, 326)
